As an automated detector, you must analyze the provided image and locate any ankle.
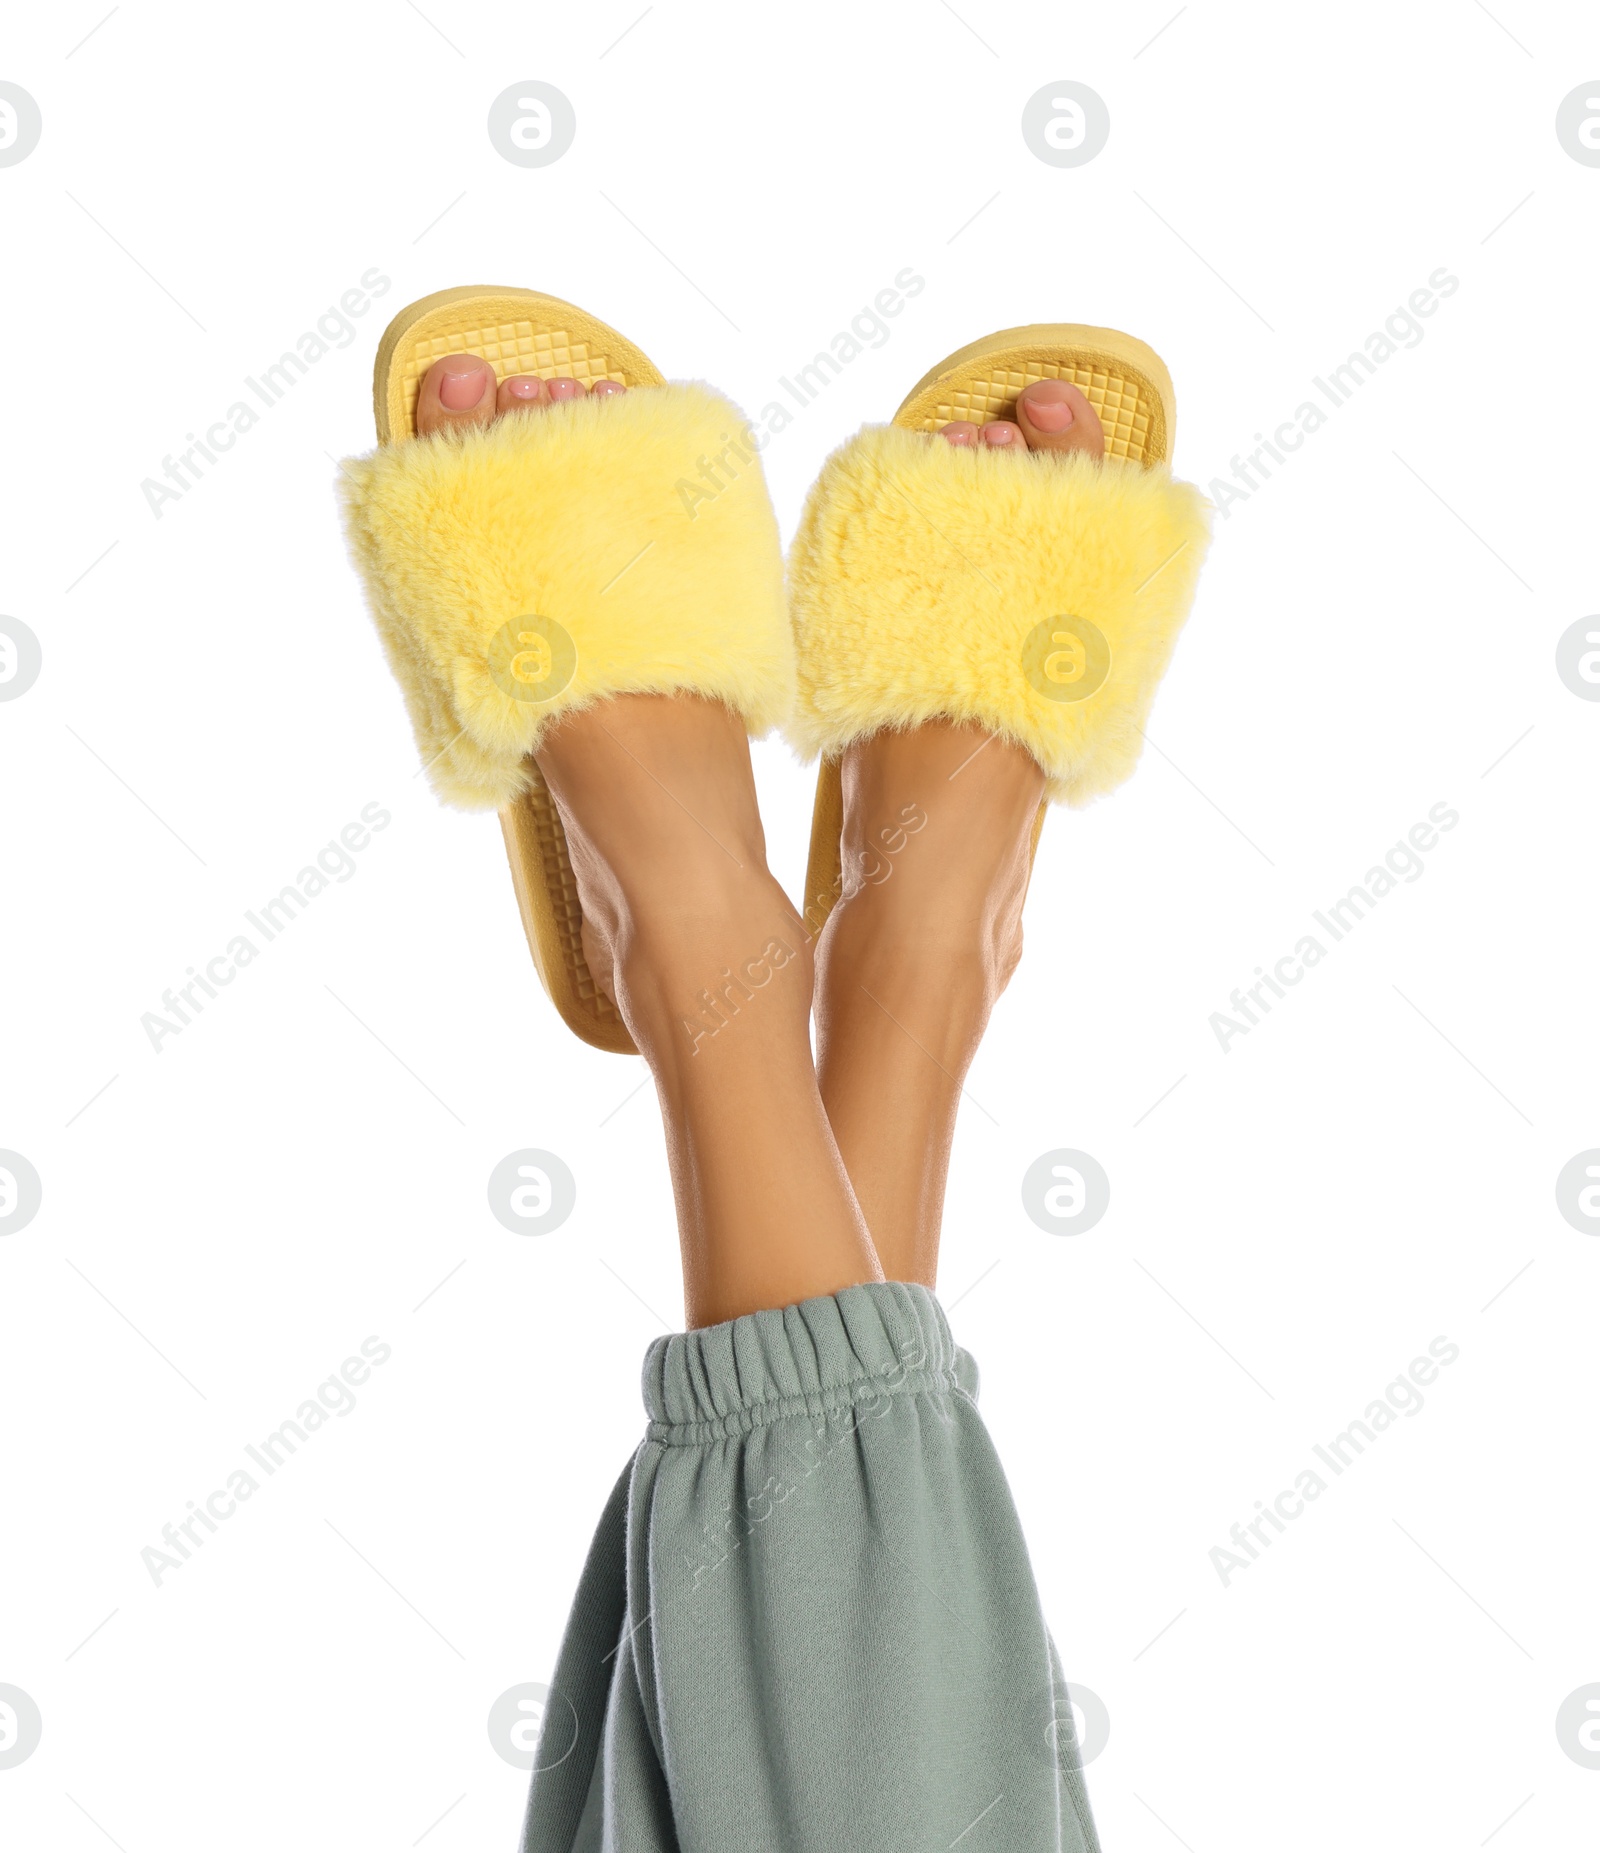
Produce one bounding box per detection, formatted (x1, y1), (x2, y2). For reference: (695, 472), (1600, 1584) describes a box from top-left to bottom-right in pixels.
(820, 877), (1021, 1014)
(611, 870), (816, 1055)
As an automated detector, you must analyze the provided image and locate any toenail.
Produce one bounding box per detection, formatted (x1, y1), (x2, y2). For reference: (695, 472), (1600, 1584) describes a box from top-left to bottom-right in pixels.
(505, 376), (543, 400)
(547, 377), (582, 401)
(982, 423), (1019, 446)
(1022, 392), (1074, 432)
(438, 358), (488, 410)
(589, 378), (626, 397)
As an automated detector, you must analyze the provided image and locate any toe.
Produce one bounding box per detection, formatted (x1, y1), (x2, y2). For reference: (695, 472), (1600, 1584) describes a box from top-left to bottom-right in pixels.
(1015, 379), (1104, 458)
(416, 354), (498, 435)
(980, 420), (1022, 449)
(497, 374), (547, 413)
(589, 378), (627, 399)
(545, 376), (584, 404)
(939, 421), (980, 446)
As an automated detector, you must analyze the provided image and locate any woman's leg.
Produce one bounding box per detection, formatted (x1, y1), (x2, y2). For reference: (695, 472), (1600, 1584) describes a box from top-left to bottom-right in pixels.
(812, 378), (1107, 1287)
(535, 691), (882, 1328)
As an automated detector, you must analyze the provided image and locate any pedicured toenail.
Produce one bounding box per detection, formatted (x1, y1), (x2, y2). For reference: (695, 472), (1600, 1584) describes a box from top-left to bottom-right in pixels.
(505, 376), (543, 400)
(982, 423), (1018, 445)
(438, 358), (488, 409)
(546, 377), (582, 401)
(1023, 393), (1074, 432)
(589, 378), (626, 397)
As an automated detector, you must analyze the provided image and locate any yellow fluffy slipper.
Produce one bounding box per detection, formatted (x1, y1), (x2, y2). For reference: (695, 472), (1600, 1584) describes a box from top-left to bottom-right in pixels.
(339, 286), (791, 1052)
(787, 323), (1212, 936)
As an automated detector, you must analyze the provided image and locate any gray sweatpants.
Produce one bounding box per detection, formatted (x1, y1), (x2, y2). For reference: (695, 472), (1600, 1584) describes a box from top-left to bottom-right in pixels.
(519, 1282), (1100, 1852)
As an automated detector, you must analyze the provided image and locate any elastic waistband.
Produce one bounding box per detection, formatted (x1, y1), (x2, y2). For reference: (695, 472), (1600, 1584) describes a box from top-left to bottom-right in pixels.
(642, 1281), (977, 1444)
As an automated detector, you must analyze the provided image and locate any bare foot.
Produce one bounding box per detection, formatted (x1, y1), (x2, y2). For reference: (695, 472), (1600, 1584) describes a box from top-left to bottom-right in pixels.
(413, 352), (627, 436)
(533, 694), (800, 1047)
(936, 376), (1106, 459)
(536, 694), (882, 1328)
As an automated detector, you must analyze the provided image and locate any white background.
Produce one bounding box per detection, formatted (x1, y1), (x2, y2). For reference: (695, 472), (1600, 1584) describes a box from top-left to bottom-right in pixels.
(2, 2), (1597, 1849)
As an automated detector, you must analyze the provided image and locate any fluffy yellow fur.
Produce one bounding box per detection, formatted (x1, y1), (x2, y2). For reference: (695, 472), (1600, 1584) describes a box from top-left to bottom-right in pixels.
(787, 426), (1213, 805)
(339, 383), (791, 809)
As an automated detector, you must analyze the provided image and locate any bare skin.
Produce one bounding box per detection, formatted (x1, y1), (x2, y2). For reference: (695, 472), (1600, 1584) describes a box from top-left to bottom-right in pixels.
(536, 693), (882, 1331)
(816, 377), (1107, 1287)
(415, 357), (1103, 1321)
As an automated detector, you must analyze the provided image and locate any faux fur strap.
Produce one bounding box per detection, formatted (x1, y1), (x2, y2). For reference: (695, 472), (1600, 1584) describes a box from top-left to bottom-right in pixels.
(786, 425), (1212, 805)
(339, 384), (791, 810)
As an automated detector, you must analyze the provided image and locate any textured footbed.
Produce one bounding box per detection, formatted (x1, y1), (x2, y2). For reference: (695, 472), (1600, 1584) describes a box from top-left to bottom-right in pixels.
(804, 325), (1175, 941)
(373, 286), (647, 1054)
